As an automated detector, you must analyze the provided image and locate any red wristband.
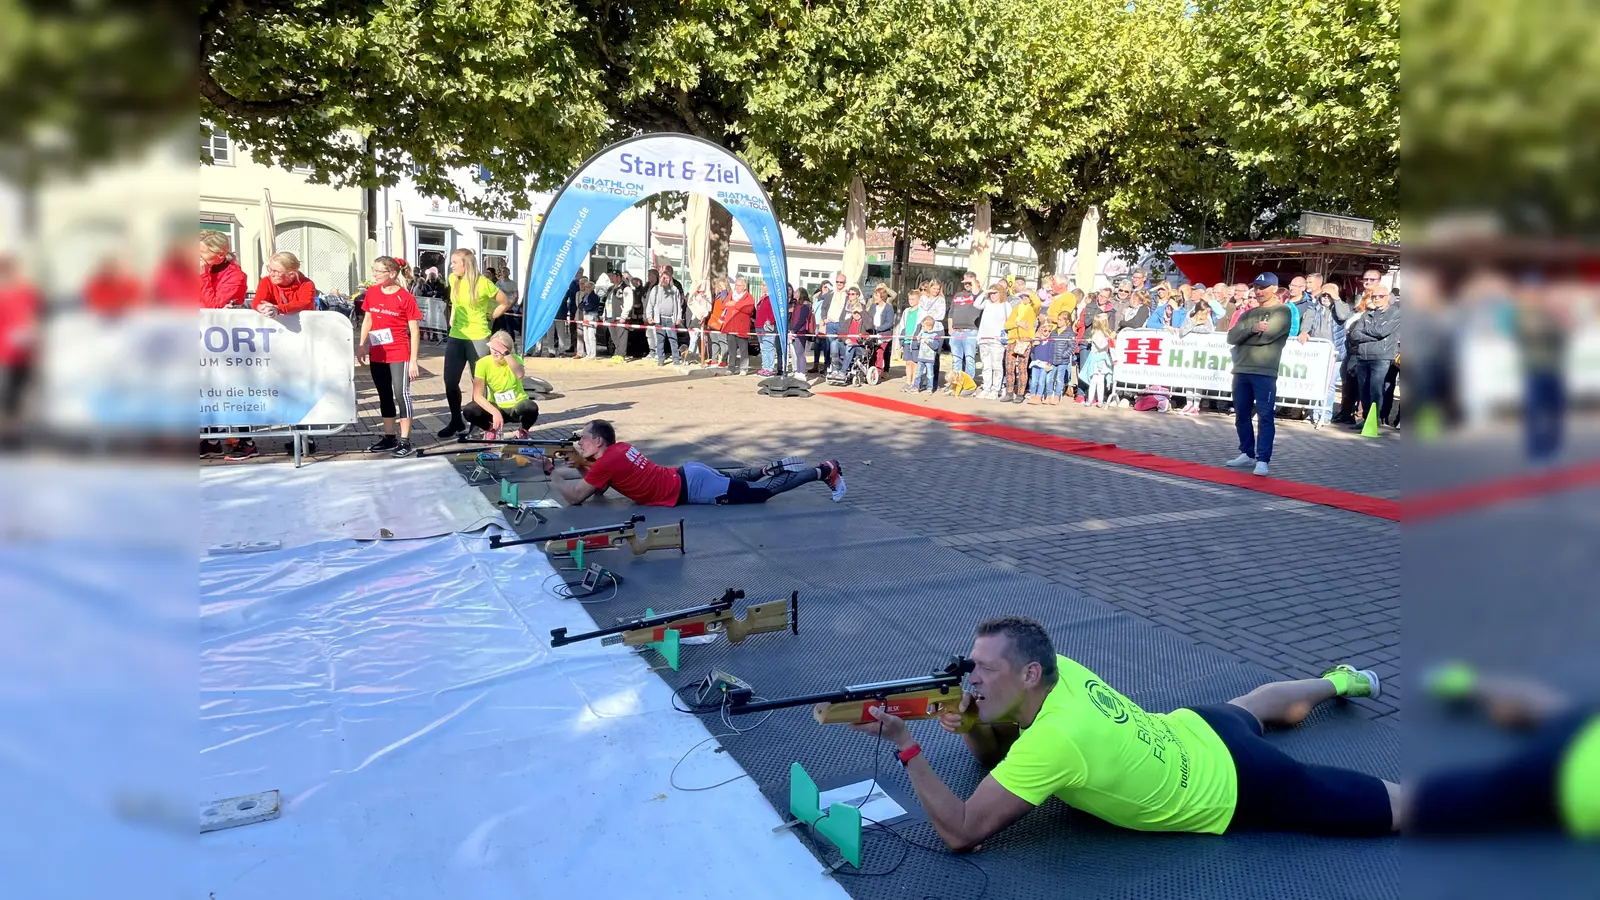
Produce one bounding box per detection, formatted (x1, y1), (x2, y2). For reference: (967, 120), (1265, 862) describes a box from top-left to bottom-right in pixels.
(897, 743), (922, 766)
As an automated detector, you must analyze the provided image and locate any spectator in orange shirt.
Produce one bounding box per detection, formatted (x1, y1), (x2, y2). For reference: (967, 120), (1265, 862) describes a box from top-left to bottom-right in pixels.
(83, 256), (145, 316)
(253, 252), (317, 317)
(199, 232), (247, 309)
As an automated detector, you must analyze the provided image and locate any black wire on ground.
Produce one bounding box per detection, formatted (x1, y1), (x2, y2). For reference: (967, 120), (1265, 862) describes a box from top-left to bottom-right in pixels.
(666, 678), (774, 792)
(540, 569), (619, 604)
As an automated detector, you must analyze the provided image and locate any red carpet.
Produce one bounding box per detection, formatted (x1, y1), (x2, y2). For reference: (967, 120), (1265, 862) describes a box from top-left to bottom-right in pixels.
(822, 391), (1399, 520)
(952, 423), (1401, 521)
(1404, 459), (1600, 523)
(822, 392), (993, 424)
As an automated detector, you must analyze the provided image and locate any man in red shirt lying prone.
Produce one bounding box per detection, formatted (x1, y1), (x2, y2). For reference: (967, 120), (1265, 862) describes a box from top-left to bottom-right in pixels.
(546, 419), (845, 507)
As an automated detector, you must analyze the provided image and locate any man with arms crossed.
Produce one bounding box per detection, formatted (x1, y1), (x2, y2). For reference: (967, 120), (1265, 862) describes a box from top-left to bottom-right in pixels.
(546, 419), (846, 507)
(848, 616), (1399, 852)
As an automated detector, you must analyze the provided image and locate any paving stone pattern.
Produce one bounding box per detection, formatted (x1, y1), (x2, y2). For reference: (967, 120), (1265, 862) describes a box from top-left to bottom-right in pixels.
(206, 348), (1405, 722)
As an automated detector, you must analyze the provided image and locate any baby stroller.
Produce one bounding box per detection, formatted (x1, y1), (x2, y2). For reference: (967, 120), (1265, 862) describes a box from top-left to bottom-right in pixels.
(825, 336), (882, 386)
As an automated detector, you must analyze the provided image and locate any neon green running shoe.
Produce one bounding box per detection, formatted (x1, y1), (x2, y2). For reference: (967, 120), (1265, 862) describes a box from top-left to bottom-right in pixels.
(1320, 664), (1382, 699)
(1424, 661), (1478, 701)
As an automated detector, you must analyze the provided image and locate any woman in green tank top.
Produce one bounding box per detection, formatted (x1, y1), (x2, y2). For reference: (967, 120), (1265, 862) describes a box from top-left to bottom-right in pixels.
(438, 248), (510, 438)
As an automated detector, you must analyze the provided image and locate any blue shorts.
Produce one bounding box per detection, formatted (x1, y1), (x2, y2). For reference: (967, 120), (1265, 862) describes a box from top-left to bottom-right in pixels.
(1188, 703), (1393, 836)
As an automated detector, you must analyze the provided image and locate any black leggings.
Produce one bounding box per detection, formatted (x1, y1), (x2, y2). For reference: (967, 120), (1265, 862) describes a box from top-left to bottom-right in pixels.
(444, 337), (487, 423)
(1189, 703), (1394, 836)
(1410, 709), (1595, 836)
(369, 361), (413, 420)
(463, 398), (540, 432)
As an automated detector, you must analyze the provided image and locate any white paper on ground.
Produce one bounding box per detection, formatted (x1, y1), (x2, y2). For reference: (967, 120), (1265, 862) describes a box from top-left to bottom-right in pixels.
(819, 779), (909, 825)
(199, 456), (506, 548)
(200, 531), (846, 900)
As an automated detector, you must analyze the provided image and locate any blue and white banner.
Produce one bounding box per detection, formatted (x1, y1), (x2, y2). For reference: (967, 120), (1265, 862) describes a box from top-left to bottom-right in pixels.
(198, 310), (356, 427)
(524, 134), (790, 357)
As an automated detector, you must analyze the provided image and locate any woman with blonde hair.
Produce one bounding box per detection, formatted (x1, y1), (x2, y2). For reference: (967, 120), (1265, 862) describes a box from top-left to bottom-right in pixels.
(252, 251), (317, 317)
(685, 279), (713, 363)
(439, 248), (511, 438)
(199, 231), (247, 309)
(465, 330), (539, 440)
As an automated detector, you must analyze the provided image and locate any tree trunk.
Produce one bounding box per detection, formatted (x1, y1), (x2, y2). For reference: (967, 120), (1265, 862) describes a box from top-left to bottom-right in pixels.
(707, 200), (732, 280)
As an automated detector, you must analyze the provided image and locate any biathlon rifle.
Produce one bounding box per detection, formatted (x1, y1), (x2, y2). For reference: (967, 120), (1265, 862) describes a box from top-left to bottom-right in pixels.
(726, 656), (976, 725)
(418, 433), (592, 470)
(487, 514), (684, 556)
(549, 588), (798, 648)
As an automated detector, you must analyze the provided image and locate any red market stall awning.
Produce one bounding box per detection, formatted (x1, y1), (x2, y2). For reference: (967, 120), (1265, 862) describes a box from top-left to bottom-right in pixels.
(1170, 238), (1401, 294)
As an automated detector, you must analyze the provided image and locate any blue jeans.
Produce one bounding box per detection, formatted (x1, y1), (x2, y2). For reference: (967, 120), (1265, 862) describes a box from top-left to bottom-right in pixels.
(1049, 363), (1071, 397)
(915, 361), (935, 390)
(1524, 370), (1565, 460)
(949, 330), (977, 382)
(654, 322), (679, 364)
(1233, 373), (1278, 462)
(812, 328), (833, 369)
(1027, 366), (1048, 395)
(759, 333), (777, 372)
(1354, 358), (1392, 421)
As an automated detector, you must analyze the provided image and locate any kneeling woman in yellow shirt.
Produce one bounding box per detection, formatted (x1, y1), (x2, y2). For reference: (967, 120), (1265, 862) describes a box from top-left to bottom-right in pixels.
(465, 330), (540, 441)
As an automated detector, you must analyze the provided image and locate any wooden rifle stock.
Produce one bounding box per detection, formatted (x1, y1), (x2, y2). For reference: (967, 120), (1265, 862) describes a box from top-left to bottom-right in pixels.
(544, 518), (684, 556)
(601, 591), (798, 647)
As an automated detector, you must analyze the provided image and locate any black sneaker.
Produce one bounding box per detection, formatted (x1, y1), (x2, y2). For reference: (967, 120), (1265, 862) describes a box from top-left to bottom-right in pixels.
(438, 420), (465, 439)
(200, 439), (223, 458)
(391, 439), (414, 458)
(225, 439), (259, 461)
(367, 435), (399, 453)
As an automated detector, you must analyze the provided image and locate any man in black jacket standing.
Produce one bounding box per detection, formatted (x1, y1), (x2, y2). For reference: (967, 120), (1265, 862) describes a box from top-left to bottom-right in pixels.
(1347, 284), (1400, 430)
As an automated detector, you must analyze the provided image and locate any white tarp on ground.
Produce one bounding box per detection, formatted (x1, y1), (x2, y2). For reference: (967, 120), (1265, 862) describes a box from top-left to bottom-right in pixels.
(200, 456), (507, 548)
(200, 531), (845, 900)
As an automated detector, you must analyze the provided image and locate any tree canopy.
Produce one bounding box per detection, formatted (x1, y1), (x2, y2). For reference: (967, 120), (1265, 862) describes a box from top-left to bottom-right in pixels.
(195, 0), (1403, 258)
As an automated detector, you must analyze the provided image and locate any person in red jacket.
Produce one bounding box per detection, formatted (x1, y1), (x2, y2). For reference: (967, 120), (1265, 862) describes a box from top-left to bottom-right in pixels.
(199, 231), (247, 309)
(0, 255), (41, 443)
(83, 256), (145, 316)
(253, 252), (318, 316)
(754, 289), (781, 376)
(153, 241), (197, 307)
(720, 277), (757, 375)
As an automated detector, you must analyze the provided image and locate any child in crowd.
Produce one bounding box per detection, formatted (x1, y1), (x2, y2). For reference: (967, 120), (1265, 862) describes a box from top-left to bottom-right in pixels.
(1025, 311), (1054, 404)
(899, 288), (924, 390)
(909, 315), (940, 392)
(1082, 314), (1114, 408)
(1049, 312), (1078, 405)
(1002, 290), (1039, 402)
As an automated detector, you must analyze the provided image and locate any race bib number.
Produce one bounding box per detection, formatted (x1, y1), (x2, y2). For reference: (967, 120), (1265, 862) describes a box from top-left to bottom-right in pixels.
(493, 389), (518, 405)
(369, 328), (394, 346)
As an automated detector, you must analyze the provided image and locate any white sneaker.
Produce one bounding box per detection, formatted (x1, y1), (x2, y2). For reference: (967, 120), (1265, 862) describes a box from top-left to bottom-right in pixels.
(1224, 453), (1255, 468)
(1253, 461), (1269, 476)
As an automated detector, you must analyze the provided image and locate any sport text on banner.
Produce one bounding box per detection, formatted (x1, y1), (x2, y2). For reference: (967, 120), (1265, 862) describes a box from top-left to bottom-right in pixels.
(1111, 329), (1334, 404)
(199, 310), (356, 428)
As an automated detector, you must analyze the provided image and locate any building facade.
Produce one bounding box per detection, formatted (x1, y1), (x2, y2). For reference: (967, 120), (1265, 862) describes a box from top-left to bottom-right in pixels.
(199, 128), (367, 296)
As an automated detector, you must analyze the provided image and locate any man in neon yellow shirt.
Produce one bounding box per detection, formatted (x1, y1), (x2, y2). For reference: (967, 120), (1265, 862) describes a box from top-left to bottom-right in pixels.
(1408, 664), (1598, 839)
(849, 616), (1398, 851)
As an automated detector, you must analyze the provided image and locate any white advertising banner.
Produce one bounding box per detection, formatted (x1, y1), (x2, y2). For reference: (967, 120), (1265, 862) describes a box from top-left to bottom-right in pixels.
(1458, 327), (1600, 407)
(199, 310), (356, 428)
(1111, 329), (1335, 404)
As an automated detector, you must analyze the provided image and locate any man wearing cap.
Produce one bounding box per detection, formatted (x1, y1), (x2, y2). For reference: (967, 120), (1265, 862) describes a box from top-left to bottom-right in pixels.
(1296, 276), (1353, 428)
(1224, 273), (1293, 476)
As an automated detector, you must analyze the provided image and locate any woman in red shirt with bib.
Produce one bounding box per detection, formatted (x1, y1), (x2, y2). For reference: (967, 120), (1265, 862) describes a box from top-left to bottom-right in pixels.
(357, 256), (422, 457)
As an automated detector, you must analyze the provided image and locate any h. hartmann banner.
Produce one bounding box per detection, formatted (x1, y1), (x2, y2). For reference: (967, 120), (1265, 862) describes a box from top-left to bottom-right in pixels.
(523, 134), (790, 358)
(1111, 329), (1335, 405)
(199, 310), (356, 427)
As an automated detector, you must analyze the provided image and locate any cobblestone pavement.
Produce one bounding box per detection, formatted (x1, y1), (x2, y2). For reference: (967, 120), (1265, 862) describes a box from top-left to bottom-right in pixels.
(207, 349), (1411, 722)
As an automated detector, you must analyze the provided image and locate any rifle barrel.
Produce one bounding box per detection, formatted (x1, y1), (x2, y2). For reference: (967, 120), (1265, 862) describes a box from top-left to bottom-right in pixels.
(489, 515), (647, 549)
(726, 676), (962, 715)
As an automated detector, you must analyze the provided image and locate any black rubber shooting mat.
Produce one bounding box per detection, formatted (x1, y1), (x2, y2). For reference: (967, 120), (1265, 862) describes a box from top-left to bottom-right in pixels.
(479, 482), (1404, 900)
